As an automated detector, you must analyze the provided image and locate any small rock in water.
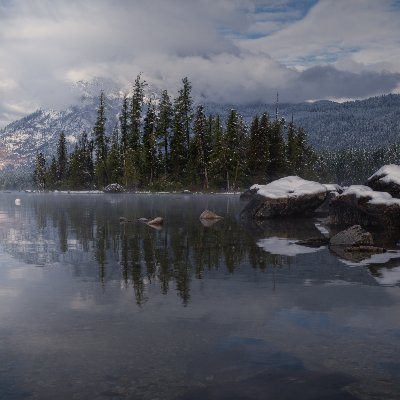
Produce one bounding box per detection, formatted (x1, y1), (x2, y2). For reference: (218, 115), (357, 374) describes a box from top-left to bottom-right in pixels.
(15, 198), (21, 206)
(199, 210), (223, 220)
(104, 183), (125, 193)
(147, 217), (163, 225)
(119, 216), (128, 223)
(138, 217), (149, 222)
(330, 225), (373, 246)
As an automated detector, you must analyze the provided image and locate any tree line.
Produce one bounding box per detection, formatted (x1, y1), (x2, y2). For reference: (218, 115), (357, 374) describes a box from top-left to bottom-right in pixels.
(34, 75), (321, 191)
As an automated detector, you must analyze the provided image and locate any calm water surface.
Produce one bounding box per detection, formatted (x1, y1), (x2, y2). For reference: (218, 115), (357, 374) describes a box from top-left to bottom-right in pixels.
(0, 193), (400, 400)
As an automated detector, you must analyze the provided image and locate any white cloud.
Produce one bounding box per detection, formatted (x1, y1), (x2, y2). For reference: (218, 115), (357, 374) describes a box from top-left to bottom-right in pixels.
(0, 0), (400, 127)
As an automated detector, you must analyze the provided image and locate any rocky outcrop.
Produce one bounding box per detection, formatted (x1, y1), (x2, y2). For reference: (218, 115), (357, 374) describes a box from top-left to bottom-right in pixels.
(104, 183), (125, 193)
(240, 176), (327, 219)
(367, 165), (400, 198)
(329, 185), (400, 229)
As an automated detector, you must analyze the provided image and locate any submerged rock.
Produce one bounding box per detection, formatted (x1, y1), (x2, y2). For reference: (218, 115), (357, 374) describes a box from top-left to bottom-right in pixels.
(240, 176), (327, 219)
(104, 183), (125, 193)
(330, 225), (373, 246)
(367, 164), (400, 198)
(199, 210), (223, 220)
(329, 185), (400, 229)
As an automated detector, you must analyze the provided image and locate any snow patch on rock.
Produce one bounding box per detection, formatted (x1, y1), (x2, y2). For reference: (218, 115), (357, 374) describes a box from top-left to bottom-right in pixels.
(368, 164), (400, 186)
(251, 176), (326, 199)
(342, 185), (400, 206)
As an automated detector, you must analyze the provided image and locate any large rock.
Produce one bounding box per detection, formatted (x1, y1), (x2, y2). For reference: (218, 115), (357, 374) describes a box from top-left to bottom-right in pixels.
(240, 176), (327, 219)
(330, 225), (373, 246)
(104, 183), (125, 193)
(367, 165), (400, 198)
(329, 185), (400, 229)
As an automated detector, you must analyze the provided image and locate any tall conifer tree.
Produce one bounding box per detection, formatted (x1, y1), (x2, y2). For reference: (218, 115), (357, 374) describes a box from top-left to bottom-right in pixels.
(156, 90), (173, 179)
(93, 91), (108, 188)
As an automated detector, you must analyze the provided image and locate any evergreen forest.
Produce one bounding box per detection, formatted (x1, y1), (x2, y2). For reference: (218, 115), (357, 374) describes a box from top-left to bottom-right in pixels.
(33, 75), (399, 191)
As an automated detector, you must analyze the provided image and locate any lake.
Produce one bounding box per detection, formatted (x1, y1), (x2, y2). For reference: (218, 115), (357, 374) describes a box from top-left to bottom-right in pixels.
(0, 193), (399, 400)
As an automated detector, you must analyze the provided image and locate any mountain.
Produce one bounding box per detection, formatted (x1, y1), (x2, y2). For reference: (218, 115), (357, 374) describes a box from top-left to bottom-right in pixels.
(0, 83), (400, 170)
(0, 86), (122, 169)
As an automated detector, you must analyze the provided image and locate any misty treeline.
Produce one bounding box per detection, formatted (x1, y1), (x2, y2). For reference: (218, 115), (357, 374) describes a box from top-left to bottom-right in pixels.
(31, 75), (398, 191)
(33, 75), (322, 191)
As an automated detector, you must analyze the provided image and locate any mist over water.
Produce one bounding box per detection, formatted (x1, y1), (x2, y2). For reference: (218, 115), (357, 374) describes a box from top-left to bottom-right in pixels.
(0, 193), (399, 399)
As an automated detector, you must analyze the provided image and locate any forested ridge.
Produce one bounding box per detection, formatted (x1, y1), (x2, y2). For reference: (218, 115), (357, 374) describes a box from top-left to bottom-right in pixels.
(33, 75), (322, 191)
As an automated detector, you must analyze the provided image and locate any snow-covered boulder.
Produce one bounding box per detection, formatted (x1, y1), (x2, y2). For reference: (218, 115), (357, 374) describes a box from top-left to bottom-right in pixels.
(104, 183), (125, 193)
(367, 164), (400, 198)
(330, 185), (400, 229)
(240, 176), (327, 219)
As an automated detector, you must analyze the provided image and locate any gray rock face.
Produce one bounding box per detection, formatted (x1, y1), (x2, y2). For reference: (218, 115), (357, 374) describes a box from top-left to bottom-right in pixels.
(330, 225), (373, 246)
(329, 185), (400, 230)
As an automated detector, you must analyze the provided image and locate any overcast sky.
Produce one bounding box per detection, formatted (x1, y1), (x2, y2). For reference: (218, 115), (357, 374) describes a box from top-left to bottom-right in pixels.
(1, 0), (400, 127)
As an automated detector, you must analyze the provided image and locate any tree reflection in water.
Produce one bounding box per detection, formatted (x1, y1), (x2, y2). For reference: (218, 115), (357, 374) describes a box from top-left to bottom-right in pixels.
(0, 193), (384, 305)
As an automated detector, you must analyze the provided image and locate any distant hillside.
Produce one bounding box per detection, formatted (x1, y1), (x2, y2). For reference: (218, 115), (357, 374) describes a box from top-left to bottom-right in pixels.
(205, 94), (400, 149)
(0, 87), (400, 170)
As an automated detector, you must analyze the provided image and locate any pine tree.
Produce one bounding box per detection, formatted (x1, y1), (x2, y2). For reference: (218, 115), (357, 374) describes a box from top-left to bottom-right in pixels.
(56, 131), (68, 185)
(125, 74), (146, 188)
(46, 156), (58, 190)
(209, 115), (225, 188)
(267, 119), (286, 181)
(107, 125), (123, 184)
(156, 90), (172, 179)
(142, 99), (157, 183)
(223, 110), (247, 190)
(69, 131), (94, 189)
(119, 94), (129, 154)
(93, 91), (108, 188)
(190, 105), (210, 189)
(129, 74), (146, 151)
(170, 77), (193, 180)
(33, 151), (47, 190)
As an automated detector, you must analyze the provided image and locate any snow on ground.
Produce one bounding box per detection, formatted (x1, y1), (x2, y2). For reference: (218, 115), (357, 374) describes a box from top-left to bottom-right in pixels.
(257, 237), (326, 256)
(251, 176), (326, 199)
(368, 164), (400, 185)
(341, 185), (400, 206)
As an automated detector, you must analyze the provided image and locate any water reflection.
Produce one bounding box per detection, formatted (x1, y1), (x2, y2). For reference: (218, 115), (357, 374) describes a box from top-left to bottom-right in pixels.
(1, 194), (400, 399)
(0, 193), (399, 306)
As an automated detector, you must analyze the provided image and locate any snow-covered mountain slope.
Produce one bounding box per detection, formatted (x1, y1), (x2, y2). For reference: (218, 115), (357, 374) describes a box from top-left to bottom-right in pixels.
(0, 87), (400, 170)
(0, 94), (121, 169)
